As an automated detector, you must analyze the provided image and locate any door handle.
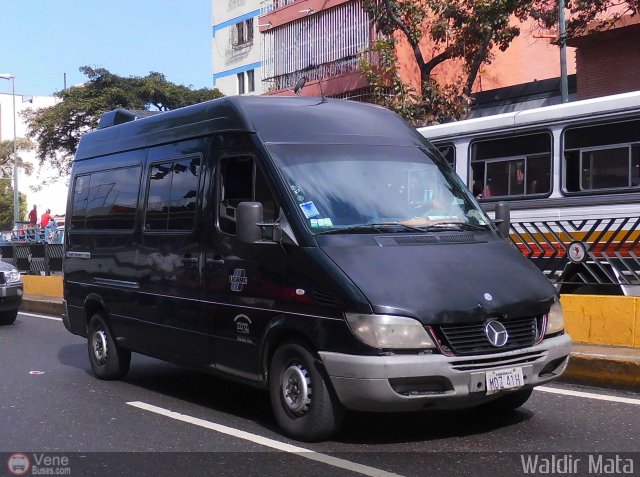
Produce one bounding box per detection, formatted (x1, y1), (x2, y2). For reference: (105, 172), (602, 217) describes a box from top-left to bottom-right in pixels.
(206, 257), (225, 266)
(182, 257), (199, 264)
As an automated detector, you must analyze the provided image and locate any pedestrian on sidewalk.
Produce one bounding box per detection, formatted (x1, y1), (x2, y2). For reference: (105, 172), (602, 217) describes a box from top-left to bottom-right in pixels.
(28, 205), (38, 225)
(41, 208), (51, 227)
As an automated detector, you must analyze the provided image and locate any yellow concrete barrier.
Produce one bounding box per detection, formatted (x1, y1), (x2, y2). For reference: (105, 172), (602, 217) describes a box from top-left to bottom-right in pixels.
(22, 275), (63, 298)
(561, 295), (640, 348)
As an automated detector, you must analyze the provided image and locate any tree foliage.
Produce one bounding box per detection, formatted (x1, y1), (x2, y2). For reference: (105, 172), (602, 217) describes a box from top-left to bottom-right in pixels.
(361, 0), (640, 125)
(23, 66), (224, 174)
(0, 183), (28, 230)
(0, 138), (34, 178)
(533, 0), (640, 36)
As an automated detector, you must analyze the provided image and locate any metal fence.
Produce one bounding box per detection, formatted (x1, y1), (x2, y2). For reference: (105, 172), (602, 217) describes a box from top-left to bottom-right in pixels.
(508, 217), (640, 293)
(0, 243), (63, 275)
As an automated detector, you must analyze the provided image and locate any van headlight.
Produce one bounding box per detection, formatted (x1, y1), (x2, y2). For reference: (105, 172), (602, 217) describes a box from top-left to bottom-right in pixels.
(545, 300), (565, 335)
(345, 313), (436, 349)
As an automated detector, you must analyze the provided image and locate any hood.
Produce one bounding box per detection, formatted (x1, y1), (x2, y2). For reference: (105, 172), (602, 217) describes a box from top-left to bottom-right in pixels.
(317, 233), (556, 324)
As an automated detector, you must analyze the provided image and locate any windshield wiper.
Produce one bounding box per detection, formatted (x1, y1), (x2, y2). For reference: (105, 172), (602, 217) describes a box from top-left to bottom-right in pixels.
(315, 222), (427, 235)
(421, 222), (490, 231)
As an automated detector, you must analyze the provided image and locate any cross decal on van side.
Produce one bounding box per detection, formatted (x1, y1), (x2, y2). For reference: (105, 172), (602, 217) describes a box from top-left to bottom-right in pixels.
(229, 268), (248, 292)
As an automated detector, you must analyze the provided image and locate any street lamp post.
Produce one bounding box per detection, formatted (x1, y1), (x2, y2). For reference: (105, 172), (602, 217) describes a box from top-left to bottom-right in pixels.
(0, 73), (19, 226)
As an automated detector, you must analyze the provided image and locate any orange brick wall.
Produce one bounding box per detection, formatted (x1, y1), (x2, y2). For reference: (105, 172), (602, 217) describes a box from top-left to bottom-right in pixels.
(575, 29), (640, 100)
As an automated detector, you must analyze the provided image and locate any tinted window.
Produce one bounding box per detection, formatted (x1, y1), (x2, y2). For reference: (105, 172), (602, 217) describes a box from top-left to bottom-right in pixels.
(71, 175), (89, 229)
(145, 157), (201, 231)
(470, 132), (551, 199)
(85, 167), (141, 230)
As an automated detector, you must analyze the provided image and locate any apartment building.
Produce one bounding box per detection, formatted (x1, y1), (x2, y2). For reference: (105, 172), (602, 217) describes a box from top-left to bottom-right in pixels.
(212, 0), (264, 95)
(259, 0), (373, 99)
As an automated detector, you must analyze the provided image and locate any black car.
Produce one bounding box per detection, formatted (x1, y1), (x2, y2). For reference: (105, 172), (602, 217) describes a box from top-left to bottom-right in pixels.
(0, 261), (23, 325)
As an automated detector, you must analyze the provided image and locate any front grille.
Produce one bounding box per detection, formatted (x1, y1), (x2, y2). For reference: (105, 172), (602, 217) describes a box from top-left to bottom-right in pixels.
(450, 351), (546, 371)
(435, 316), (541, 356)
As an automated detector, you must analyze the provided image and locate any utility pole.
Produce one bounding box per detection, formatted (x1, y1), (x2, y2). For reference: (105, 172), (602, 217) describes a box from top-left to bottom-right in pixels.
(559, 0), (569, 103)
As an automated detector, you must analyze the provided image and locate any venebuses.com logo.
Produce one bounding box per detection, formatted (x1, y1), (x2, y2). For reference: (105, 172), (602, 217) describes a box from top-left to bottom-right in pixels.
(7, 453), (30, 476)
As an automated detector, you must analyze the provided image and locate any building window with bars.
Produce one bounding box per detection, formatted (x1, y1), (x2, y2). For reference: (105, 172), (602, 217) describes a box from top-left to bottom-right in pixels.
(232, 18), (254, 47)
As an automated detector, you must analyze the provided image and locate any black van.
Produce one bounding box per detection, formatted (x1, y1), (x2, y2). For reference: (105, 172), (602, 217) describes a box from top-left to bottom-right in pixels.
(62, 96), (571, 441)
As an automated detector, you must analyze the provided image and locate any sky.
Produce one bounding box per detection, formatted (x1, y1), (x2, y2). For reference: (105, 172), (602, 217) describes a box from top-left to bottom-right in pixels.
(0, 0), (213, 97)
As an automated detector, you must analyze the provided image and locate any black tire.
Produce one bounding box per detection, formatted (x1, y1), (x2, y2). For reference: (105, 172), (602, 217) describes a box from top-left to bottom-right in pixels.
(87, 314), (131, 380)
(269, 342), (344, 442)
(0, 310), (18, 326)
(482, 388), (533, 412)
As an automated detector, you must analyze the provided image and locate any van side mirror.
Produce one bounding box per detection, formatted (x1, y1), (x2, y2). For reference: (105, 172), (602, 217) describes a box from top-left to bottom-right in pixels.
(237, 202), (264, 244)
(494, 201), (511, 238)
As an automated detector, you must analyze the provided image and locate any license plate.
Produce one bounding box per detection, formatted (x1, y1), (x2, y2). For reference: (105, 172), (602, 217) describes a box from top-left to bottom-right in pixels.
(485, 367), (524, 395)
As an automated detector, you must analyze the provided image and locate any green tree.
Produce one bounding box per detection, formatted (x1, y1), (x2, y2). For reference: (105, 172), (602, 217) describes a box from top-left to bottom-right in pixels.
(23, 66), (224, 174)
(0, 138), (32, 229)
(0, 183), (27, 230)
(361, 0), (640, 125)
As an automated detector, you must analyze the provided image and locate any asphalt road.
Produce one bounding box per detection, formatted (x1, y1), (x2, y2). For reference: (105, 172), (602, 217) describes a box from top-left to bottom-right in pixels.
(1, 311), (639, 477)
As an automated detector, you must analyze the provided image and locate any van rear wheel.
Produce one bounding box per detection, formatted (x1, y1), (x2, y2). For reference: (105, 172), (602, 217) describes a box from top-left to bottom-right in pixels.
(87, 314), (131, 380)
(269, 342), (344, 442)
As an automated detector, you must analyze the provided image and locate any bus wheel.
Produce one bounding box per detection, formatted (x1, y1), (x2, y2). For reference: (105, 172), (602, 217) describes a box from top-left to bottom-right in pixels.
(87, 314), (131, 380)
(269, 342), (344, 442)
(482, 388), (533, 412)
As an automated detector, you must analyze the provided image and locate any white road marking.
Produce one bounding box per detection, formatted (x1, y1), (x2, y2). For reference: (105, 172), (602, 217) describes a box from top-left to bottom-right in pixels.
(536, 386), (640, 405)
(127, 401), (402, 477)
(19, 311), (62, 322)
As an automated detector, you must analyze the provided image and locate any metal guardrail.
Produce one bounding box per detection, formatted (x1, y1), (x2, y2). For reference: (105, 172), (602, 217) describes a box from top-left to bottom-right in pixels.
(0, 243), (63, 275)
(508, 217), (640, 292)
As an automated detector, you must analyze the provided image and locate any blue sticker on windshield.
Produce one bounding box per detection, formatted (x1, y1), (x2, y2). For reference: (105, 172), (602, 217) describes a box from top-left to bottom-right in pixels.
(300, 201), (320, 218)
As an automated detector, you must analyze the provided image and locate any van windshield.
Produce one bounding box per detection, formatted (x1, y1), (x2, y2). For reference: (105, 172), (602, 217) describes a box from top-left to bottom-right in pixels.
(269, 144), (489, 234)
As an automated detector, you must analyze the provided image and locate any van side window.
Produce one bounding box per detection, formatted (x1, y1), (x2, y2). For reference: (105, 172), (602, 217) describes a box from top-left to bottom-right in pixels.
(71, 175), (90, 229)
(145, 157), (201, 231)
(564, 118), (640, 192)
(70, 166), (141, 230)
(219, 155), (277, 235)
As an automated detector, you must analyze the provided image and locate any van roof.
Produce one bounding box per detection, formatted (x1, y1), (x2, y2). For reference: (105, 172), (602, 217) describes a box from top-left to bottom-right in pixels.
(75, 96), (428, 161)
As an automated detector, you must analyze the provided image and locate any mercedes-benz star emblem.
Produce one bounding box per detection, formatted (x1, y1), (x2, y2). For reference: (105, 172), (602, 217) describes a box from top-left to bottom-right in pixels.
(484, 320), (509, 347)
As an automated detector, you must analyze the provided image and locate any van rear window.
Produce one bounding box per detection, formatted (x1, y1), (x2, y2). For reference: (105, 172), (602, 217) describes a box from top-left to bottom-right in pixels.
(71, 166), (141, 230)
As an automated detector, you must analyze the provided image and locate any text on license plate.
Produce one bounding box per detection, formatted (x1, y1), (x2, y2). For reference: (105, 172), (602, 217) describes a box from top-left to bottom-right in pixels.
(485, 367), (524, 395)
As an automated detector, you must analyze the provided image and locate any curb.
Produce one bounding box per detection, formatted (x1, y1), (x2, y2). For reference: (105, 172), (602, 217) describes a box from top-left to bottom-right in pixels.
(20, 297), (64, 316)
(560, 353), (640, 390)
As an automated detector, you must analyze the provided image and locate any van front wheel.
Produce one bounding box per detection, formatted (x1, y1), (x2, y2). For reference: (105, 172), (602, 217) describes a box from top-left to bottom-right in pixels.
(269, 342), (343, 442)
(87, 314), (131, 380)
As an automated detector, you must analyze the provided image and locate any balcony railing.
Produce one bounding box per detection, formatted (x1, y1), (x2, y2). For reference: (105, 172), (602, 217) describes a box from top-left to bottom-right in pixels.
(260, 0), (302, 16)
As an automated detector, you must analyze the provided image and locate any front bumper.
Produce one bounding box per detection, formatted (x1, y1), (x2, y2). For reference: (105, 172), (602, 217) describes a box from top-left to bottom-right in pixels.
(0, 283), (23, 311)
(320, 333), (572, 412)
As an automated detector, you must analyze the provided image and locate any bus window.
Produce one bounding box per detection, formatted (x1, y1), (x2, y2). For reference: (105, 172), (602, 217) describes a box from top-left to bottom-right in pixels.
(470, 132), (551, 200)
(564, 118), (640, 193)
(434, 143), (455, 168)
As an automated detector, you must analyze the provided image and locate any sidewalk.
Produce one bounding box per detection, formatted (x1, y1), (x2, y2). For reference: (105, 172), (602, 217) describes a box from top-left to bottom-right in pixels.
(19, 295), (640, 391)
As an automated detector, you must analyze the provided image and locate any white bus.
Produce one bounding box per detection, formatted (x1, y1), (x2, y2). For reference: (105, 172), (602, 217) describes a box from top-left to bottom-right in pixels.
(418, 91), (640, 295)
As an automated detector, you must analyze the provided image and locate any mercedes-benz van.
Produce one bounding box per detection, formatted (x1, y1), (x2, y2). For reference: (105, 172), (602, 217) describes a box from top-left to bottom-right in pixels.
(62, 96), (571, 441)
